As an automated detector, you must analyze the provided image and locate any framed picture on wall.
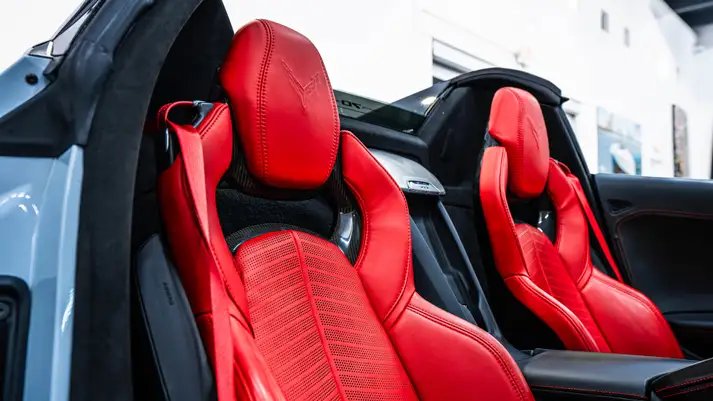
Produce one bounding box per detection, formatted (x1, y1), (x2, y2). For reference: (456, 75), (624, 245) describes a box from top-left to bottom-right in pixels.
(672, 105), (689, 177)
(597, 107), (642, 175)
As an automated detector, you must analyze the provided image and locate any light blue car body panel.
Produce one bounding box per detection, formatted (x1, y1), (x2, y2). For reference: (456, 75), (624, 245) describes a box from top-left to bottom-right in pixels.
(0, 146), (82, 401)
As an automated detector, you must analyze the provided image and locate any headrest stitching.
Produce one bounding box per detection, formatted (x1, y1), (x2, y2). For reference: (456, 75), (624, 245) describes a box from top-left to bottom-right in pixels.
(317, 54), (340, 185)
(199, 105), (229, 138)
(513, 88), (525, 192)
(257, 19), (276, 181)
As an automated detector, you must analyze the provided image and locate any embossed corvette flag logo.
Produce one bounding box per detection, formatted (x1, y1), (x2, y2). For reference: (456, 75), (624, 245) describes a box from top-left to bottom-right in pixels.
(281, 59), (320, 110)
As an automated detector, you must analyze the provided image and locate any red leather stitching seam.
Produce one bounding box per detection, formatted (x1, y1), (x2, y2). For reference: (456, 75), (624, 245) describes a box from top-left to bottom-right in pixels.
(593, 273), (674, 343)
(343, 132), (411, 327)
(289, 231), (349, 400)
(514, 275), (598, 352)
(510, 88), (525, 194)
(658, 376), (713, 392)
(544, 164), (590, 287)
(317, 57), (339, 185)
(493, 150), (522, 273)
(662, 382), (713, 398)
(385, 161), (413, 326)
(199, 105), (229, 139)
(257, 19), (275, 180)
(575, 282), (613, 351)
(407, 304), (528, 401)
(520, 227), (553, 293)
(530, 384), (646, 399)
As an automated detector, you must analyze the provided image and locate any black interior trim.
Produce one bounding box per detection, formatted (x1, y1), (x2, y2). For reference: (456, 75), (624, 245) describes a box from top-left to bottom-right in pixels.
(227, 223), (322, 253)
(652, 356), (713, 400)
(0, 277), (30, 401)
(419, 87), (482, 186)
(450, 68), (562, 106)
(410, 218), (476, 324)
(341, 117), (429, 166)
(666, 313), (713, 360)
(593, 174), (713, 358)
(436, 201), (502, 337)
(133, 235), (215, 401)
(520, 350), (694, 400)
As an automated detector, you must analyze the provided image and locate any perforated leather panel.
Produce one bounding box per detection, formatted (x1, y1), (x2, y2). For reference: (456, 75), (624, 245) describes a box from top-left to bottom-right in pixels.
(515, 224), (610, 351)
(234, 230), (418, 401)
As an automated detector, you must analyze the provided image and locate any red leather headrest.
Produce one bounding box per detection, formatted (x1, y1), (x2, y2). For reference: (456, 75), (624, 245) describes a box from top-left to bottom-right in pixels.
(220, 20), (340, 190)
(488, 87), (549, 199)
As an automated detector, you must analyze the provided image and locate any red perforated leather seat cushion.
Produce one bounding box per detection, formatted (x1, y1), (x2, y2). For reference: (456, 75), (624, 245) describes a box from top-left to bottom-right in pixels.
(234, 230), (418, 401)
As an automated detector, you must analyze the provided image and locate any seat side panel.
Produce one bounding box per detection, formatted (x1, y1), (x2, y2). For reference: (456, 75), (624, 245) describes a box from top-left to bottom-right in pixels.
(389, 293), (534, 401)
(582, 270), (683, 359)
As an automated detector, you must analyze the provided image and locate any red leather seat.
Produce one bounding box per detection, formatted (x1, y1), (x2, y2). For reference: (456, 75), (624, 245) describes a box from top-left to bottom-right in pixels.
(479, 87), (683, 359)
(157, 20), (535, 401)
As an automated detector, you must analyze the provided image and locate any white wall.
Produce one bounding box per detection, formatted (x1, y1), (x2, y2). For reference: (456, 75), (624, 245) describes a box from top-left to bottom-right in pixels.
(225, 0), (430, 103)
(2, 0), (710, 178)
(415, 0), (712, 178)
(225, 0), (713, 179)
(0, 0), (81, 73)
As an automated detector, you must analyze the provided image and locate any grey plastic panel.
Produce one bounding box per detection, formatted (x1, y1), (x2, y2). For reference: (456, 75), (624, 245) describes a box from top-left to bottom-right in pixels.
(0, 146), (83, 400)
(369, 149), (445, 196)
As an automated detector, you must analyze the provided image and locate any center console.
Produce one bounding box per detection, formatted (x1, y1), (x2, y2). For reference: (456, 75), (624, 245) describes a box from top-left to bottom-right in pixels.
(520, 350), (694, 400)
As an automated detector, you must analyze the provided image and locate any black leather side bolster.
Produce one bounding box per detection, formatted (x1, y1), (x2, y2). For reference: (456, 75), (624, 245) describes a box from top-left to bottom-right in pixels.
(652, 357), (713, 400)
(135, 235), (216, 401)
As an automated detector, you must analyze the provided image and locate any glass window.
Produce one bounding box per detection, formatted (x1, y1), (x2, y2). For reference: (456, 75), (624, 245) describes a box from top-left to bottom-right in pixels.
(334, 83), (448, 135)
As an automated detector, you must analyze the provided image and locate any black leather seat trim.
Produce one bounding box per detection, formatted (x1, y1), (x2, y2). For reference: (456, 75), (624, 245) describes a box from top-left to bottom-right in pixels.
(410, 218), (475, 324)
(134, 235), (216, 401)
(652, 356), (713, 400)
(520, 350), (694, 400)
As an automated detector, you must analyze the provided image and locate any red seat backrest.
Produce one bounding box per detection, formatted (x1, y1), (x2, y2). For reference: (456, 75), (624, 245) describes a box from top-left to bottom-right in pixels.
(479, 87), (682, 359)
(157, 20), (535, 401)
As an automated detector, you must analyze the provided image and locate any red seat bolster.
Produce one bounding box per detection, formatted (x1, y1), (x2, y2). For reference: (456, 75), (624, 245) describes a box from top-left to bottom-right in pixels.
(390, 293), (535, 401)
(343, 132), (535, 401)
